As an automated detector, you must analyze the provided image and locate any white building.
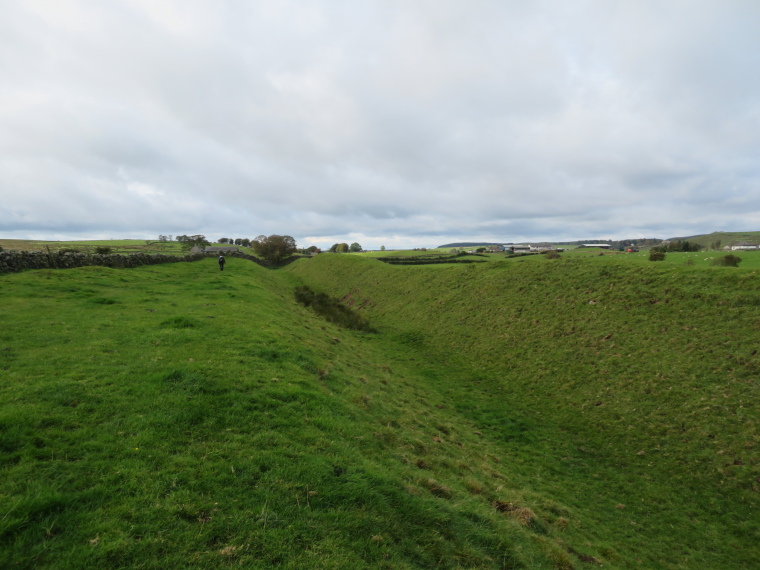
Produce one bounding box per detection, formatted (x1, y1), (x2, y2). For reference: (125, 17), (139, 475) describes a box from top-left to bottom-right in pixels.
(731, 242), (759, 251)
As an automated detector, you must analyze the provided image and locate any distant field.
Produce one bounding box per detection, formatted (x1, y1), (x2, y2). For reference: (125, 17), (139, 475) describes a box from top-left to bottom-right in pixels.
(561, 248), (760, 269)
(356, 247), (760, 269)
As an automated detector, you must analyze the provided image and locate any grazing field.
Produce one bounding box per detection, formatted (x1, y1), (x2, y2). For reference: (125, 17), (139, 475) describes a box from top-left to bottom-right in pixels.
(549, 248), (760, 269)
(350, 247), (760, 269)
(1, 253), (757, 568)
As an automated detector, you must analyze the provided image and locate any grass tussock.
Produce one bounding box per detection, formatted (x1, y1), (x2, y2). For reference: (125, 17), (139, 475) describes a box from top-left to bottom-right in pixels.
(420, 478), (453, 498)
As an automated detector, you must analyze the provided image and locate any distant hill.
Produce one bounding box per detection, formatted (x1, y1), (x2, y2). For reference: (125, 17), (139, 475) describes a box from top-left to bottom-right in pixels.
(665, 231), (760, 248)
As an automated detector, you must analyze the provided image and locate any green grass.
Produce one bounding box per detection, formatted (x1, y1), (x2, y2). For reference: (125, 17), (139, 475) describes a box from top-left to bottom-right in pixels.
(1, 258), (585, 568)
(561, 248), (760, 269)
(288, 253), (760, 568)
(2, 252), (758, 568)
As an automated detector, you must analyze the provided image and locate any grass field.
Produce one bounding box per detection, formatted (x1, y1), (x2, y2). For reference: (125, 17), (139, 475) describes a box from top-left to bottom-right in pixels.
(349, 246), (760, 269)
(1, 251), (758, 568)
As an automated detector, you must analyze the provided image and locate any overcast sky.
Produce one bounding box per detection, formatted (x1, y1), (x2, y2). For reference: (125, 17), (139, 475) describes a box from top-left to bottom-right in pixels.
(1, 1), (759, 249)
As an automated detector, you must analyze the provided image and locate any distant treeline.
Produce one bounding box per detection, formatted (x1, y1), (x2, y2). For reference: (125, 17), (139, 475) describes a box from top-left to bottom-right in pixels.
(651, 240), (703, 253)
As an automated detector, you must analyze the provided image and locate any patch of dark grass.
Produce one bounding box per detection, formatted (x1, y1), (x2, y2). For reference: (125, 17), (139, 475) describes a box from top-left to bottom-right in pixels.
(294, 285), (373, 331)
(420, 478), (453, 498)
(394, 330), (426, 347)
(160, 316), (202, 329)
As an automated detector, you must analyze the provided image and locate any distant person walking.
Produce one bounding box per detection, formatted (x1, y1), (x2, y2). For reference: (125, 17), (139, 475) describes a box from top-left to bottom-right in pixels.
(218, 255), (226, 271)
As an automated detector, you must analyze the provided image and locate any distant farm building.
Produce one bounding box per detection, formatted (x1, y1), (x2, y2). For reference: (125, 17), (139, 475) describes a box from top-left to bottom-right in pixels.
(731, 242), (760, 251)
(508, 245), (531, 253)
(530, 243), (556, 252)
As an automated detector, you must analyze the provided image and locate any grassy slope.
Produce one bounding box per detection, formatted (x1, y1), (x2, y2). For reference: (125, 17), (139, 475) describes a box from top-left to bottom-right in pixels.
(665, 231), (760, 248)
(1, 258), (589, 569)
(287, 254), (759, 568)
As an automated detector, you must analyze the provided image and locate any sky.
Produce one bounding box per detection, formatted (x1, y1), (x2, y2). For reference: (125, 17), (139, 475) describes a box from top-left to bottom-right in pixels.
(1, 0), (759, 250)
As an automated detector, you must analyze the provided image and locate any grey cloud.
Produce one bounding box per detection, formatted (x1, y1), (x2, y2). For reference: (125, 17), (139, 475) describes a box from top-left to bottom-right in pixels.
(1, 1), (759, 248)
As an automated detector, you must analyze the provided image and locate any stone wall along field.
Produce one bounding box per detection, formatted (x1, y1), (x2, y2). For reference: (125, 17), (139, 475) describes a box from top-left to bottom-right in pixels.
(0, 251), (205, 273)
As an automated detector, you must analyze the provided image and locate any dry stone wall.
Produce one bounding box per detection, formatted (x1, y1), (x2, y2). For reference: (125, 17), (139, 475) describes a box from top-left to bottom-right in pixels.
(0, 251), (205, 273)
(0, 248), (310, 273)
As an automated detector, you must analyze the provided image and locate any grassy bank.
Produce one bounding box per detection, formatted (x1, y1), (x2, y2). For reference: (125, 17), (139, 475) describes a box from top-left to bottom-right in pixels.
(287, 253), (759, 568)
(2, 258), (591, 568)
